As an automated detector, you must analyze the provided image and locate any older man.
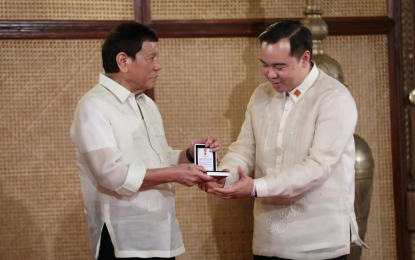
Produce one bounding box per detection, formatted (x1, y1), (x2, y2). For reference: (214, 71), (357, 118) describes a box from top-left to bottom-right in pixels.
(71, 22), (220, 260)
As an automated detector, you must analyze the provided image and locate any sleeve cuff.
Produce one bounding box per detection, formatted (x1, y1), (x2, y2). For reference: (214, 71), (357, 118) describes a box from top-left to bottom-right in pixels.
(169, 150), (182, 166)
(350, 216), (369, 249)
(115, 163), (147, 196)
(254, 178), (270, 198)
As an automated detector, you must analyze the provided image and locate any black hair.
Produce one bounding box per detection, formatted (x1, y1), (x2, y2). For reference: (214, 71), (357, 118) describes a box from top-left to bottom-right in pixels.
(258, 20), (313, 62)
(102, 22), (158, 73)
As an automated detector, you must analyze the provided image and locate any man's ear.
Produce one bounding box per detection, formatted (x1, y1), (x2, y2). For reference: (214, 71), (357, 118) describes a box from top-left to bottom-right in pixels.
(116, 52), (129, 73)
(301, 51), (311, 67)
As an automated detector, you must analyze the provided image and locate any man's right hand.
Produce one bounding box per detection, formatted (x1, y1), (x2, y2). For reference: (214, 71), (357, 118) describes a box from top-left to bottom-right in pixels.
(173, 164), (215, 187)
(198, 177), (226, 192)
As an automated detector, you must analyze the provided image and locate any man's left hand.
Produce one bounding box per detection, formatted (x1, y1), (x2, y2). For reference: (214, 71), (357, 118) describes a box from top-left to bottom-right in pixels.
(190, 135), (222, 155)
(208, 166), (254, 199)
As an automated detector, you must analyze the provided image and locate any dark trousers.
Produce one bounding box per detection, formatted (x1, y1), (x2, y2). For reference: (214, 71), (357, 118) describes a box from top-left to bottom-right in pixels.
(97, 224), (176, 260)
(253, 254), (347, 260)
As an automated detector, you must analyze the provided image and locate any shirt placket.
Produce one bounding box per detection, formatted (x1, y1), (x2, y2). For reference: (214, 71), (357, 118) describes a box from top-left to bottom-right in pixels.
(275, 96), (293, 172)
(128, 95), (164, 166)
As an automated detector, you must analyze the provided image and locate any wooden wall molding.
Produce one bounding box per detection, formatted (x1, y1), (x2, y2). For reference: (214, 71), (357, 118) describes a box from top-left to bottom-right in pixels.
(0, 20), (130, 39)
(0, 16), (394, 39)
(413, 0), (415, 93)
(387, 0), (411, 258)
(134, 0), (151, 25)
(149, 16), (394, 37)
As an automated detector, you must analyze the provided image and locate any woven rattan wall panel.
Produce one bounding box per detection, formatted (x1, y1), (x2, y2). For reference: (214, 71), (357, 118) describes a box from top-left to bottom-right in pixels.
(0, 40), (103, 259)
(155, 35), (395, 260)
(323, 35), (396, 260)
(0, 0), (133, 20)
(151, 0), (386, 20)
(156, 38), (264, 260)
(0, 37), (395, 259)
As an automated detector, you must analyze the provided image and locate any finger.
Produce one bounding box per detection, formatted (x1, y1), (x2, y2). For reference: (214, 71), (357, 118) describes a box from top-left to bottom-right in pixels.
(204, 135), (214, 147)
(193, 165), (207, 172)
(198, 136), (208, 146)
(211, 143), (221, 152)
(206, 183), (222, 193)
(238, 166), (245, 179)
(209, 137), (220, 146)
(208, 189), (233, 199)
(211, 187), (234, 195)
(223, 168), (230, 172)
(217, 156), (221, 163)
(213, 176), (226, 181)
(210, 138), (221, 149)
(189, 142), (196, 154)
(196, 173), (215, 182)
(198, 184), (206, 191)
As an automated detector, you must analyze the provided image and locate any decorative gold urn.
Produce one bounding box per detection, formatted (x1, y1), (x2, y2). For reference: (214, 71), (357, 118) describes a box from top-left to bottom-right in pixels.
(351, 135), (374, 259)
(302, 1), (375, 259)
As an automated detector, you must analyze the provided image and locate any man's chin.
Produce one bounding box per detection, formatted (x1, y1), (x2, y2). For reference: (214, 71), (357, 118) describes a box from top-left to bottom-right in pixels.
(146, 84), (156, 90)
(271, 82), (284, 90)
(273, 86), (286, 93)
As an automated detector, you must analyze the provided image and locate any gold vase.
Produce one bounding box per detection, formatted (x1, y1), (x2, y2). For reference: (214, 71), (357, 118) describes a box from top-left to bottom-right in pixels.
(349, 135), (374, 259)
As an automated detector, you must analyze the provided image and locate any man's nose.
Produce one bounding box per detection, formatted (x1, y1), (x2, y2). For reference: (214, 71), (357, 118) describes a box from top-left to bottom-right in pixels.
(268, 68), (277, 78)
(154, 59), (162, 71)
